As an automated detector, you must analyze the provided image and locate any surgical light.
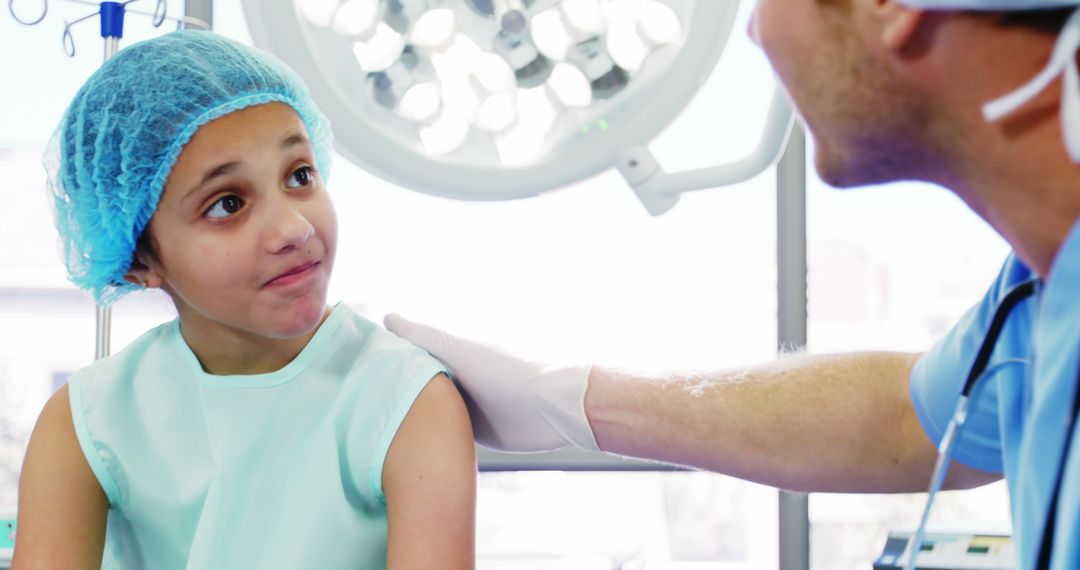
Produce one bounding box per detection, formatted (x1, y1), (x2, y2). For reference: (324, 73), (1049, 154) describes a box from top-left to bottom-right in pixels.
(300, 0), (341, 27)
(530, 7), (574, 61)
(331, 0), (379, 37)
(420, 111), (471, 155)
(244, 0), (795, 215)
(559, 0), (605, 38)
(492, 29), (551, 88)
(352, 23), (405, 71)
(398, 81), (442, 122)
(410, 8), (457, 49)
(432, 33), (482, 78)
(546, 62), (590, 107)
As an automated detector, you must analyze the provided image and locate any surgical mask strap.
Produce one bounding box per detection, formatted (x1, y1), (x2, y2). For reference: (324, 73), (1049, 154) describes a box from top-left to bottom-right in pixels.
(982, 7), (1080, 162)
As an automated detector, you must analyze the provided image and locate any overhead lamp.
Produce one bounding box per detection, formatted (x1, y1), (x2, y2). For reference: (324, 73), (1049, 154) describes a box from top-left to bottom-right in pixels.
(242, 0), (795, 215)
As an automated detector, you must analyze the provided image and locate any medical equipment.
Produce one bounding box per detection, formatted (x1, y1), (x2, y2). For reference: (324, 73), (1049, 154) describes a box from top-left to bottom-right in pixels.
(900, 278), (1080, 570)
(8, 0), (207, 56)
(241, 0), (796, 216)
(9, 0), (210, 360)
(877, 531), (1014, 570)
(2, 14), (212, 560)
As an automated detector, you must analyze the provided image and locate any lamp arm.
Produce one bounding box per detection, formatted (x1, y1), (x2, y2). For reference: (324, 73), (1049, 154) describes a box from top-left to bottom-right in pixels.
(616, 81), (797, 216)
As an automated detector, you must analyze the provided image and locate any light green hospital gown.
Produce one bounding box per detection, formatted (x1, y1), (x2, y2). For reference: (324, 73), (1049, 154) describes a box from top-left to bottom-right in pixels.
(67, 303), (447, 569)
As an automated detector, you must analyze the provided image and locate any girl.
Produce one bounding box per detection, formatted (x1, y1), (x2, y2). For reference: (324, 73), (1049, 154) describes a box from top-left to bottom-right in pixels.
(12, 30), (475, 569)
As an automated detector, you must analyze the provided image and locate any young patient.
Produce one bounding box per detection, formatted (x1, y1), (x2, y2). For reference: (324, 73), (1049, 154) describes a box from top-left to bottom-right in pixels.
(13, 31), (475, 569)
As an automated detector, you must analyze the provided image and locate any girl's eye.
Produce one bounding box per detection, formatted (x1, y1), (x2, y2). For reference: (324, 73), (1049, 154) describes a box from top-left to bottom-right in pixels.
(286, 166), (314, 189)
(205, 195), (245, 219)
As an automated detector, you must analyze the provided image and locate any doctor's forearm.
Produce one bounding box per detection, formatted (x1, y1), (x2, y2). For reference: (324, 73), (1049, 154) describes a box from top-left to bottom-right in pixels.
(584, 352), (952, 493)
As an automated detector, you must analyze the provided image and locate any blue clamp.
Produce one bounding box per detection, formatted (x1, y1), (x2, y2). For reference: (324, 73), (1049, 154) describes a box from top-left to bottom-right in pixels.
(100, 1), (127, 39)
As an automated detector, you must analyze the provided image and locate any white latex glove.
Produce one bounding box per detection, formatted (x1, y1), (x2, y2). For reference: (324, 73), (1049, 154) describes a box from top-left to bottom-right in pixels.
(384, 314), (600, 453)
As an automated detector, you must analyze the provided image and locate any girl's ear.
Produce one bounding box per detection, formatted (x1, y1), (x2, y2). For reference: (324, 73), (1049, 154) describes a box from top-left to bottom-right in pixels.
(123, 251), (164, 290)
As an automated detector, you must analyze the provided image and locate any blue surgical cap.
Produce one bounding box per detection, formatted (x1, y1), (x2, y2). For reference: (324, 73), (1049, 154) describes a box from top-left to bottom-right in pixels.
(898, 0), (1080, 162)
(45, 30), (334, 307)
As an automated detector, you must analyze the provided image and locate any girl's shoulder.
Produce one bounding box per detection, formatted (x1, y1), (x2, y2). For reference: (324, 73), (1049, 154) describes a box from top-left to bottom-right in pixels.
(67, 318), (180, 394)
(327, 306), (446, 378)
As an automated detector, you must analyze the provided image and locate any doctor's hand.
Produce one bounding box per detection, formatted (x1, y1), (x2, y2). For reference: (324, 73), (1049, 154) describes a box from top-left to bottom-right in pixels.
(384, 314), (600, 453)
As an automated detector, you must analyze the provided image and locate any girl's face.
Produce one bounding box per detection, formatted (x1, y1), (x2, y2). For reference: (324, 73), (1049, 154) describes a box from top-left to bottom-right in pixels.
(133, 102), (337, 342)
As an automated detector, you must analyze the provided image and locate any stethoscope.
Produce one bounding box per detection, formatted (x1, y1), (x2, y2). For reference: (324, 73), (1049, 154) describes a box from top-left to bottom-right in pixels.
(904, 278), (1080, 570)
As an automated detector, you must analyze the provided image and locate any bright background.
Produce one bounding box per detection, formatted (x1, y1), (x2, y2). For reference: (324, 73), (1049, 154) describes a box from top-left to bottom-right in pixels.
(0, 0), (1012, 568)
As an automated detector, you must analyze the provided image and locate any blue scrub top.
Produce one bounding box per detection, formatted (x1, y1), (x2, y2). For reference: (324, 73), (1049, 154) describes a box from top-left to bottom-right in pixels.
(911, 218), (1080, 569)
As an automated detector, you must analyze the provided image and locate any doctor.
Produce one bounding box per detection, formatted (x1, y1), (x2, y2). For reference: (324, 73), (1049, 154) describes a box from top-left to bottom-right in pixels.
(388, 0), (1080, 568)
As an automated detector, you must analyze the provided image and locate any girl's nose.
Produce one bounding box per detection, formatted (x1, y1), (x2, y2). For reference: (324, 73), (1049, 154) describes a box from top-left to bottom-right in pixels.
(266, 202), (315, 253)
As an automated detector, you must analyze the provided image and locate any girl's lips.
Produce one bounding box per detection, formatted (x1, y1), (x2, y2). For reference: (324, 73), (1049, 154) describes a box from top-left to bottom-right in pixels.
(266, 261), (319, 287)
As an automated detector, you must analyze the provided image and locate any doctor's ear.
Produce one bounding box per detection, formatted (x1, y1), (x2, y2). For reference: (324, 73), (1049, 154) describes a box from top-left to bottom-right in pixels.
(866, 0), (928, 53)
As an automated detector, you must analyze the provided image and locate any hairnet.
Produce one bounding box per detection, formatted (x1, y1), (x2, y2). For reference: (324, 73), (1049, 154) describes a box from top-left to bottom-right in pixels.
(897, 0), (1080, 162)
(45, 30), (334, 307)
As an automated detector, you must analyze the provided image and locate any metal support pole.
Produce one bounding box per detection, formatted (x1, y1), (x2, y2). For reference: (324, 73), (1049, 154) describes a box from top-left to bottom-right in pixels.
(776, 122), (809, 570)
(93, 0), (213, 361)
(184, 0), (213, 29)
(94, 23), (122, 361)
(94, 304), (111, 360)
(92, 0), (212, 360)
(104, 35), (118, 61)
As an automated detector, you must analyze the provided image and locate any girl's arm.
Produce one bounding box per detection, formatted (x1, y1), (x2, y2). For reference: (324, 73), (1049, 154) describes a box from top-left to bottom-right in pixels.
(383, 373), (476, 569)
(11, 385), (108, 570)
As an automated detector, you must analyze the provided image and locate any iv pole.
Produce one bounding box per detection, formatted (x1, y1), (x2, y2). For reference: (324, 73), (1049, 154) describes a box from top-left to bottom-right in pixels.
(7, 0), (208, 361)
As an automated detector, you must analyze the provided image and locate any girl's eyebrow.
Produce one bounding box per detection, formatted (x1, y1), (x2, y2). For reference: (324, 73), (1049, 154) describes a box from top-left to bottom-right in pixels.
(182, 132), (310, 201)
(281, 133), (308, 149)
(185, 162), (240, 202)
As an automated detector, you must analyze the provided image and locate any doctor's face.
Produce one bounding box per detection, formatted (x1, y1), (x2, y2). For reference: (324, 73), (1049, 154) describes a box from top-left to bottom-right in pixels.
(749, 0), (935, 188)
